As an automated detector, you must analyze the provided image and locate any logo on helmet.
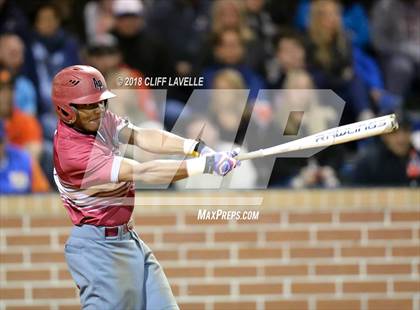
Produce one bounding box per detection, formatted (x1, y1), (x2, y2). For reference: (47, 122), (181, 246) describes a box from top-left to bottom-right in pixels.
(93, 78), (104, 90)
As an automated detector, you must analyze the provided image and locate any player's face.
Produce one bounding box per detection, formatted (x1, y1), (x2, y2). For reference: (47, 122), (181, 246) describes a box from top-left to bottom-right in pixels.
(73, 101), (106, 133)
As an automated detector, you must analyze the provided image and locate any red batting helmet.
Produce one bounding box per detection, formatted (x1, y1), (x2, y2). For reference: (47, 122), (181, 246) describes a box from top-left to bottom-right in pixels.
(51, 65), (116, 124)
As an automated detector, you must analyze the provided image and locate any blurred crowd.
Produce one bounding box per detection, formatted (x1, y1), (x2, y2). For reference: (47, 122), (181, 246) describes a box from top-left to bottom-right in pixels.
(0, 0), (419, 194)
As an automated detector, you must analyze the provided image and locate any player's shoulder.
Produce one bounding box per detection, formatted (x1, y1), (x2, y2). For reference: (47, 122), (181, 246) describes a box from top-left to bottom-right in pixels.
(102, 110), (123, 125)
(101, 110), (130, 136)
(54, 122), (98, 171)
(53, 133), (97, 179)
(55, 122), (94, 149)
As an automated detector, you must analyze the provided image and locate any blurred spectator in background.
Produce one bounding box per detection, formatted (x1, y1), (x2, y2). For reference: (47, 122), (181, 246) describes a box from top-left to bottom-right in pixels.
(294, 0), (400, 119)
(275, 70), (337, 135)
(351, 113), (420, 186)
(244, 0), (277, 73)
(267, 30), (306, 88)
(84, 0), (114, 45)
(371, 0), (420, 97)
(84, 35), (158, 125)
(0, 33), (37, 115)
(295, 0), (370, 48)
(209, 69), (249, 142)
(0, 68), (42, 161)
(0, 0), (29, 41)
(146, 0), (211, 102)
(270, 70), (343, 188)
(202, 28), (265, 101)
(352, 47), (402, 116)
(204, 0), (266, 76)
(25, 3), (80, 140)
(147, 0), (211, 77)
(0, 68), (50, 192)
(110, 0), (170, 78)
(305, 0), (371, 124)
(0, 120), (49, 194)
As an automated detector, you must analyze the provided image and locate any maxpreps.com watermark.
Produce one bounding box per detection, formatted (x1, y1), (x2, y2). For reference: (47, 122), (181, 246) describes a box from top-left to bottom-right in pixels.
(197, 209), (260, 221)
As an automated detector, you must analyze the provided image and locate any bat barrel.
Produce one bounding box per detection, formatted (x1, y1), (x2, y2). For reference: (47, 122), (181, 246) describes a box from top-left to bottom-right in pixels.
(236, 114), (399, 161)
(236, 149), (265, 161)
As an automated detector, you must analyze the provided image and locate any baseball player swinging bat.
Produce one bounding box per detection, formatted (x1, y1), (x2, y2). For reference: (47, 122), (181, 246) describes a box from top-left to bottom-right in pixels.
(52, 65), (242, 310)
(237, 114), (398, 161)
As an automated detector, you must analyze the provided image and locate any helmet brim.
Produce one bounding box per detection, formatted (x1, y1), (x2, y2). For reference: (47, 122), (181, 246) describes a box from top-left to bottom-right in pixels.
(71, 90), (116, 105)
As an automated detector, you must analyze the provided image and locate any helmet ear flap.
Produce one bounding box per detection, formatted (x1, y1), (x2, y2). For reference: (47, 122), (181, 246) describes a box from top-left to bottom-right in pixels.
(56, 104), (78, 124)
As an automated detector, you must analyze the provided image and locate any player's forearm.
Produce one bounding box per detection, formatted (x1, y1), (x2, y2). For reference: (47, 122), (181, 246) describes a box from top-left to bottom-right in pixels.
(133, 160), (188, 184)
(118, 157), (209, 184)
(135, 128), (196, 155)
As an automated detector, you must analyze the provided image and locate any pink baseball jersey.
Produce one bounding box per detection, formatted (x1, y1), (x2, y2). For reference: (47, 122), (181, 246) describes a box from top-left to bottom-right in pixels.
(53, 111), (135, 226)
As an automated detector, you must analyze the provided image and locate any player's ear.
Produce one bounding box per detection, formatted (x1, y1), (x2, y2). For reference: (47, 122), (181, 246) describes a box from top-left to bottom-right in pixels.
(66, 105), (79, 125)
(70, 106), (78, 124)
(57, 104), (78, 125)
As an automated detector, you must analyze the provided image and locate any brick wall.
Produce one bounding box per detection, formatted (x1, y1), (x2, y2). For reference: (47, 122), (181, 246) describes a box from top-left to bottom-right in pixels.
(0, 189), (419, 310)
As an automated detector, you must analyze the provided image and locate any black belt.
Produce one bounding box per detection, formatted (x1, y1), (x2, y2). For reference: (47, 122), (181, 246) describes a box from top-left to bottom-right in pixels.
(104, 220), (134, 237)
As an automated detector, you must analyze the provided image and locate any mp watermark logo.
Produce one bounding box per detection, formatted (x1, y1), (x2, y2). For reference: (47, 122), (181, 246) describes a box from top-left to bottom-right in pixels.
(78, 86), (346, 206)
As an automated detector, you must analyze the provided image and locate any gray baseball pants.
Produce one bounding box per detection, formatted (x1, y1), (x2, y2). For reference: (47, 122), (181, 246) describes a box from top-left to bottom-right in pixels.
(64, 224), (179, 310)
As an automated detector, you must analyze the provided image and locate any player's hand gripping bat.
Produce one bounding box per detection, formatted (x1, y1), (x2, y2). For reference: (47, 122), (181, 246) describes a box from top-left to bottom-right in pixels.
(236, 114), (399, 161)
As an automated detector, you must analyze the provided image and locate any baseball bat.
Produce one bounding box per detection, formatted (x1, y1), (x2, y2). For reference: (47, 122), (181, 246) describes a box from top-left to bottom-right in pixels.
(237, 113), (399, 161)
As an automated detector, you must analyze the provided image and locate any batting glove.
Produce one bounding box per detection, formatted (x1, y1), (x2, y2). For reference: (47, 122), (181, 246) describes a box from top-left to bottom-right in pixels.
(204, 149), (240, 176)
